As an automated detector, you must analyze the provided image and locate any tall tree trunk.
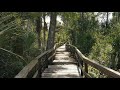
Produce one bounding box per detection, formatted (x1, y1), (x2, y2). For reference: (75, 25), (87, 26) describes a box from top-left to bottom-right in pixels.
(43, 13), (47, 51)
(46, 12), (57, 50)
(36, 16), (42, 49)
(106, 12), (109, 28)
(117, 52), (120, 70)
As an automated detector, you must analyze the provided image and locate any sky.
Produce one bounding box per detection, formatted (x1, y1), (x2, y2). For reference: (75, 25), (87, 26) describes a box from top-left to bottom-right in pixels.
(44, 16), (63, 29)
(45, 12), (113, 28)
(95, 12), (113, 23)
(45, 16), (63, 24)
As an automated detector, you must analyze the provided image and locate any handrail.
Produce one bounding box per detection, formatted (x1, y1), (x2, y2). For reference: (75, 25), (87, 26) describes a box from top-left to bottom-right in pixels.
(15, 43), (62, 78)
(66, 44), (120, 78)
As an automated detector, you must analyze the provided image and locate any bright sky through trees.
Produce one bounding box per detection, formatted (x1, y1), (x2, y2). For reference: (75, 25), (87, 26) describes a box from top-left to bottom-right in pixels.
(95, 12), (113, 23)
(45, 12), (113, 27)
(44, 16), (63, 29)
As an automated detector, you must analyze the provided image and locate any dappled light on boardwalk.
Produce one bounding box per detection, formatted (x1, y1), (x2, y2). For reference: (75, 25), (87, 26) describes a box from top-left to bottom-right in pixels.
(42, 44), (82, 78)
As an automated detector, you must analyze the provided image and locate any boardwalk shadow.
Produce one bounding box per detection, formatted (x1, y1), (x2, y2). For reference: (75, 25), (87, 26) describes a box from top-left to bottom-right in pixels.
(43, 65), (82, 78)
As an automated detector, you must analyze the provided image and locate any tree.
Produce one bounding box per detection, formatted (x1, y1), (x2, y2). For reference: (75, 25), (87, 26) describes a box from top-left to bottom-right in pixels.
(46, 12), (57, 50)
(43, 12), (48, 50)
(36, 16), (42, 49)
(106, 12), (109, 28)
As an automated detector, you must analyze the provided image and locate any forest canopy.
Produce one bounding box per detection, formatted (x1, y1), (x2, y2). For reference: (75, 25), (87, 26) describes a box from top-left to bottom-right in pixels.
(0, 12), (120, 78)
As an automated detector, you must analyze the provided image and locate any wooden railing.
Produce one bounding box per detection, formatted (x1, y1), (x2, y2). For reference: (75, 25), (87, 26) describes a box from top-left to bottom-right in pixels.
(15, 43), (62, 78)
(66, 44), (120, 78)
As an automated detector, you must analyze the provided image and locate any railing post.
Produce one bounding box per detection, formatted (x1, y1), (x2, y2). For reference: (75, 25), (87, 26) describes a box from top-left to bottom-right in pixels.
(78, 56), (83, 77)
(74, 50), (83, 77)
(85, 63), (88, 73)
(76, 53), (83, 77)
(80, 61), (83, 76)
(38, 59), (42, 78)
(52, 49), (55, 61)
(48, 51), (52, 64)
(46, 54), (49, 68)
(38, 68), (42, 78)
(85, 63), (88, 78)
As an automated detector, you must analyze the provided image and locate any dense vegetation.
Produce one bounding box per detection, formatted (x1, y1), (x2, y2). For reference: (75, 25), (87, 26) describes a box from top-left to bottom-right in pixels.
(0, 12), (120, 78)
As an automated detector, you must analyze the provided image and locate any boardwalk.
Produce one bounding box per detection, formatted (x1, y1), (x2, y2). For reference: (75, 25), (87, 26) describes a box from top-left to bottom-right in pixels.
(42, 44), (82, 78)
(14, 44), (120, 78)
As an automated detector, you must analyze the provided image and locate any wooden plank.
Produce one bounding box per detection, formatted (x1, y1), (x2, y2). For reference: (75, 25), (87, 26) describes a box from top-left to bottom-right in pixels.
(52, 59), (77, 65)
(56, 50), (66, 52)
(55, 53), (70, 56)
(43, 67), (79, 73)
(42, 76), (81, 78)
(53, 58), (76, 62)
(55, 56), (70, 60)
(54, 57), (75, 61)
(48, 65), (78, 69)
(55, 55), (69, 57)
(42, 73), (81, 78)
(52, 62), (77, 65)
(53, 59), (75, 62)
(56, 52), (70, 54)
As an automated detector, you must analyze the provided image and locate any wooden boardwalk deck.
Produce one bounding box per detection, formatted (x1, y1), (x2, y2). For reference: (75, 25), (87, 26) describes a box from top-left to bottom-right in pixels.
(42, 44), (82, 78)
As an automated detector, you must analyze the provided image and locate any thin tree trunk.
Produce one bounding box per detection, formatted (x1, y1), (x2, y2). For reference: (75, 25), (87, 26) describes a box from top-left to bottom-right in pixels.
(36, 17), (42, 49)
(46, 12), (57, 50)
(43, 13), (47, 51)
(106, 12), (109, 28)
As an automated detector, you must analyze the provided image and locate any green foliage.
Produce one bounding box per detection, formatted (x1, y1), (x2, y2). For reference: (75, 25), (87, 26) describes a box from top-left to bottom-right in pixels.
(0, 48), (26, 78)
(0, 12), (41, 77)
(110, 23), (120, 70)
(88, 32), (112, 67)
(66, 12), (97, 55)
(75, 32), (95, 55)
(55, 26), (69, 44)
(22, 31), (36, 52)
(62, 12), (120, 77)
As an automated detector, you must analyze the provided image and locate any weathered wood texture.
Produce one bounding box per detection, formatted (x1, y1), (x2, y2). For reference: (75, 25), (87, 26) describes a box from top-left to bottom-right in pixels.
(42, 44), (82, 78)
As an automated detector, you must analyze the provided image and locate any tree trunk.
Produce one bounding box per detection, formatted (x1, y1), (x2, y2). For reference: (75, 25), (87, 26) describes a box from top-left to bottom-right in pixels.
(117, 51), (120, 70)
(43, 13), (47, 51)
(36, 16), (42, 49)
(106, 12), (109, 28)
(46, 12), (57, 50)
